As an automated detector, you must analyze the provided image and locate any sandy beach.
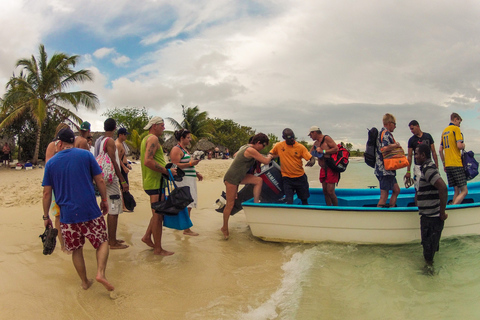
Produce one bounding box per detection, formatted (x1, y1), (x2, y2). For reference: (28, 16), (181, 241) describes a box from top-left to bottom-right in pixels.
(0, 158), (293, 320)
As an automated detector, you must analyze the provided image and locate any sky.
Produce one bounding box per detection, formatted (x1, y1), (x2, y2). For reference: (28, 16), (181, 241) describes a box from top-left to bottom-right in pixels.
(1, 0), (480, 151)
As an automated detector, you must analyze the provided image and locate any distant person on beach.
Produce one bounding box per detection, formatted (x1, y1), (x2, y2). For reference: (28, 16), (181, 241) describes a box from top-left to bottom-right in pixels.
(439, 112), (467, 204)
(140, 116), (177, 255)
(45, 122), (71, 251)
(405, 120), (439, 201)
(2, 142), (11, 167)
(74, 121), (91, 150)
(170, 129), (203, 236)
(100, 118), (129, 250)
(115, 128), (132, 212)
(87, 135), (94, 154)
(42, 128), (114, 291)
(375, 113), (401, 207)
(222, 133), (273, 239)
(308, 125), (339, 206)
(415, 143), (448, 264)
(270, 128), (315, 205)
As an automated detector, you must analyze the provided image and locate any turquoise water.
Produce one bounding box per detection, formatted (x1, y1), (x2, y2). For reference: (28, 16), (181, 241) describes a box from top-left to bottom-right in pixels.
(237, 159), (480, 320)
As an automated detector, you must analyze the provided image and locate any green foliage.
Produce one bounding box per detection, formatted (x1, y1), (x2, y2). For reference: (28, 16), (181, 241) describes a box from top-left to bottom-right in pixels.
(167, 105), (213, 148)
(125, 129), (150, 159)
(297, 140), (310, 149)
(102, 107), (150, 135)
(0, 44), (98, 164)
(345, 142), (353, 151)
(208, 118), (256, 153)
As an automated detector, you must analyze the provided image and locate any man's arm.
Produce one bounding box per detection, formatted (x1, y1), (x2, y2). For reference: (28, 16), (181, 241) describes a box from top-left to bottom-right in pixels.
(405, 148), (413, 178)
(430, 144), (439, 169)
(116, 141), (130, 173)
(434, 177), (448, 221)
(106, 138), (128, 191)
(143, 135), (176, 176)
(93, 173), (109, 215)
(42, 186), (53, 228)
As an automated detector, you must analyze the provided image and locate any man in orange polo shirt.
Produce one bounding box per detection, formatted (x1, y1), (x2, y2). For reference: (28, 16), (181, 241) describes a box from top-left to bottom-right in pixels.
(270, 128), (315, 204)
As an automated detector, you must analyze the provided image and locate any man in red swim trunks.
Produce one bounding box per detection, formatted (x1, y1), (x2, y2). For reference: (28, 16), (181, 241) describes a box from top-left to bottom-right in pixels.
(309, 126), (340, 206)
(42, 128), (114, 291)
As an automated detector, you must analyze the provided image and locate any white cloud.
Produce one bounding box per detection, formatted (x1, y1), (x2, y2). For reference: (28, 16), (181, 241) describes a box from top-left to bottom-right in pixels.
(112, 55), (131, 66)
(1, 0), (480, 151)
(93, 47), (115, 59)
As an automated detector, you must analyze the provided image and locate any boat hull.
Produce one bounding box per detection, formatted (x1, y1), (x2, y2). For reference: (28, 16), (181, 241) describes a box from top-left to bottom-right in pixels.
(243, 182), (480, 244)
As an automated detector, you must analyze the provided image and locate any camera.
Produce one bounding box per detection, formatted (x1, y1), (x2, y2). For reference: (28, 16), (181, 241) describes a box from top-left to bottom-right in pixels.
(192, 151), (205, 160)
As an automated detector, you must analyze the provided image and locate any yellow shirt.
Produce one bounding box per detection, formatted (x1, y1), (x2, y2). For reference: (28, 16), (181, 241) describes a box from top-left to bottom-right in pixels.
(270, 141), (312, 178)
(441, 124), (463, 167)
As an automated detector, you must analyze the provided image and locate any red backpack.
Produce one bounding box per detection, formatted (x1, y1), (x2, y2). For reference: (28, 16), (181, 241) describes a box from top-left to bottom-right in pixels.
(326, 143), (350, 173)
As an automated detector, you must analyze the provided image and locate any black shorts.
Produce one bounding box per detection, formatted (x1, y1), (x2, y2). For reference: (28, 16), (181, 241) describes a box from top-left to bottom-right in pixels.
(377, 175), (397, 191)
(420, 215), (445, 262)
(283, 174), (310, 204)
(145, 189), (161, 196)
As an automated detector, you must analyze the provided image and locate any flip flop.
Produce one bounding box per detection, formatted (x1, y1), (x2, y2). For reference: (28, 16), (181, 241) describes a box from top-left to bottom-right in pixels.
(404, 176), (414, 189)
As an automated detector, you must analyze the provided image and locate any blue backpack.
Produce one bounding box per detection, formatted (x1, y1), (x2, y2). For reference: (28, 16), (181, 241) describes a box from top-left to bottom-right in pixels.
(463, 151), (479, 181)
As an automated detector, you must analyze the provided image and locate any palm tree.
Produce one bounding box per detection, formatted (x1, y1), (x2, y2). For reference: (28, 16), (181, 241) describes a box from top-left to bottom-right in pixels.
(0, 44), (98, 164)
(167, 105), (213, 148)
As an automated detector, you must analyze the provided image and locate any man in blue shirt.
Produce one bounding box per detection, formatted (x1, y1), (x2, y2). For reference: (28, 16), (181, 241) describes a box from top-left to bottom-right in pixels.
(42, 128), (114, 291)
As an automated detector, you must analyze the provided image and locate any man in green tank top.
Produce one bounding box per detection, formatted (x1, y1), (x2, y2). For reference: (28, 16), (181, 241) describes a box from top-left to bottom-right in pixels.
(140, 116), (177, 256)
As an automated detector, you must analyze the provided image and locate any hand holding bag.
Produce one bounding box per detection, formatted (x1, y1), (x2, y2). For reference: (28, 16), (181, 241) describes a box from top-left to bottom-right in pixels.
(151, 169), (194, 216)
(380, 131), (409, 171)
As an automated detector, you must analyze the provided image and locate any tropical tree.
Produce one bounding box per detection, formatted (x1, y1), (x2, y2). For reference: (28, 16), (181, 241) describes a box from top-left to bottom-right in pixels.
(0, 44), (98, 164)
(125, 129), (150, 160)
(167, 105), (213, 147)
(102, 106), (150, 135)
(208, 118), (255, 153)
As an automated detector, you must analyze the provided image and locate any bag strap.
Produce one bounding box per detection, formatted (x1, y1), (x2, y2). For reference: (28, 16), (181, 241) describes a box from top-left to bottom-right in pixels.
(102, 137), (110, 153)
(167, 169), (178, 189)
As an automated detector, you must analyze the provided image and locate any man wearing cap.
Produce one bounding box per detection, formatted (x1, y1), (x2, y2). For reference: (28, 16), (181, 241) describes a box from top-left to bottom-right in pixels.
(140, 116), (176, 256)
(42, 128), (114, 291)
(269, 128), (315, 205)
(116, 128), (132, 211)
(100, 118), (129, 250)
(74, 121), (91, 150)
(309, 126), (339, 206)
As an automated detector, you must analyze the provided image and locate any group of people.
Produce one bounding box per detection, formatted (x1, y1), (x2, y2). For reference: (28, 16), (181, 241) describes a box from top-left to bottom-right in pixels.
(375, 112), (467, 263)
(220, 126), (342, 239)
(39, 111), (468, 290)
(42, 116), (205, 291)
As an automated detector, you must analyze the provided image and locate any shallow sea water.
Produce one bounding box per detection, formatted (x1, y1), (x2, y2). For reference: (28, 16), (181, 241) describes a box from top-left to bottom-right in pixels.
(232, 159), (480, 320)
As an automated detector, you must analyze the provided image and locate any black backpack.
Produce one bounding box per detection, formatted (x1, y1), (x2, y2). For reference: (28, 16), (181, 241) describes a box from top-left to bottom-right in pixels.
(364, 127), (378, 168)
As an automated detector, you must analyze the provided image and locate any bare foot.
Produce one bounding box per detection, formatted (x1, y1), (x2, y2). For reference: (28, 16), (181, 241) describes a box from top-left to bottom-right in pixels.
(183, 229), (199, 236)
(110, 243), (129, 249)
(116, 239), (125, 244)
(81, 279), (94, 290)
(141, 237), (155, 248)
(220, 228), (229, 240)
(153, 249), (175, 256)
(96, 275), (115, 291)
(123, 208), (133, 212)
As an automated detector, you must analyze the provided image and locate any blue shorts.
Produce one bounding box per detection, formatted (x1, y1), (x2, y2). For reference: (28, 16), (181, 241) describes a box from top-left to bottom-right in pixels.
(377, 175), (397, 191)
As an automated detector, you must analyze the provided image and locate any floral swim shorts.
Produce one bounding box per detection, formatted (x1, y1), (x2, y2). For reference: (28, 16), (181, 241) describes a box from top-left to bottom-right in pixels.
(60, 216), (108, 252)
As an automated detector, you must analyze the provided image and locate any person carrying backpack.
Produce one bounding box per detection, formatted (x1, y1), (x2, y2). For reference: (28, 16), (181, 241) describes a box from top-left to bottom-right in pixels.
(308, 126), (339, 206)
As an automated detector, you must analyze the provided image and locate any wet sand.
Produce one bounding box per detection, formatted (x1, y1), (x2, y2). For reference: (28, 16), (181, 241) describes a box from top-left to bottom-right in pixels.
(0, 159), (290, 320)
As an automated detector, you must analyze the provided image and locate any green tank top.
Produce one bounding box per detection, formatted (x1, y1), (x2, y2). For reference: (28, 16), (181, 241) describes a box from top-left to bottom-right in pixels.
(141, 134), (166, 190)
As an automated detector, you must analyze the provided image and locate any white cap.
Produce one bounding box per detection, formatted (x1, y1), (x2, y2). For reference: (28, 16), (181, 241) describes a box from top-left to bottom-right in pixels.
(144, 116), (164, 130)
(308, 126), (320, 135)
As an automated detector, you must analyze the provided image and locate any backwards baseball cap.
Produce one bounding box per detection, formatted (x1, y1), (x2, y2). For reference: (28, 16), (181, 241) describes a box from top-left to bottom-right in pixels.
(308, 126), (320, 135)
(144, 116), (164, 130)
(118, 128), (129, 135)
(56, 128), (75, 143)
(80, 121), (91, 131)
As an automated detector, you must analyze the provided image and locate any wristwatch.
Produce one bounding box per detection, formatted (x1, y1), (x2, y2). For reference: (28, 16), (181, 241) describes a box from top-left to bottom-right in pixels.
(43, 215), (50, 220)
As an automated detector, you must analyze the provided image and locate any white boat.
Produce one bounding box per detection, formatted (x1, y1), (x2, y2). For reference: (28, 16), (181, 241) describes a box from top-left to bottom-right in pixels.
(242, 181), (480, 244)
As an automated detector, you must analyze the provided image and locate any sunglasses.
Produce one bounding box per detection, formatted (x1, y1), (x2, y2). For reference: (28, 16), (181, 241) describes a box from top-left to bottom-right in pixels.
(284, 135), (295, 139)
